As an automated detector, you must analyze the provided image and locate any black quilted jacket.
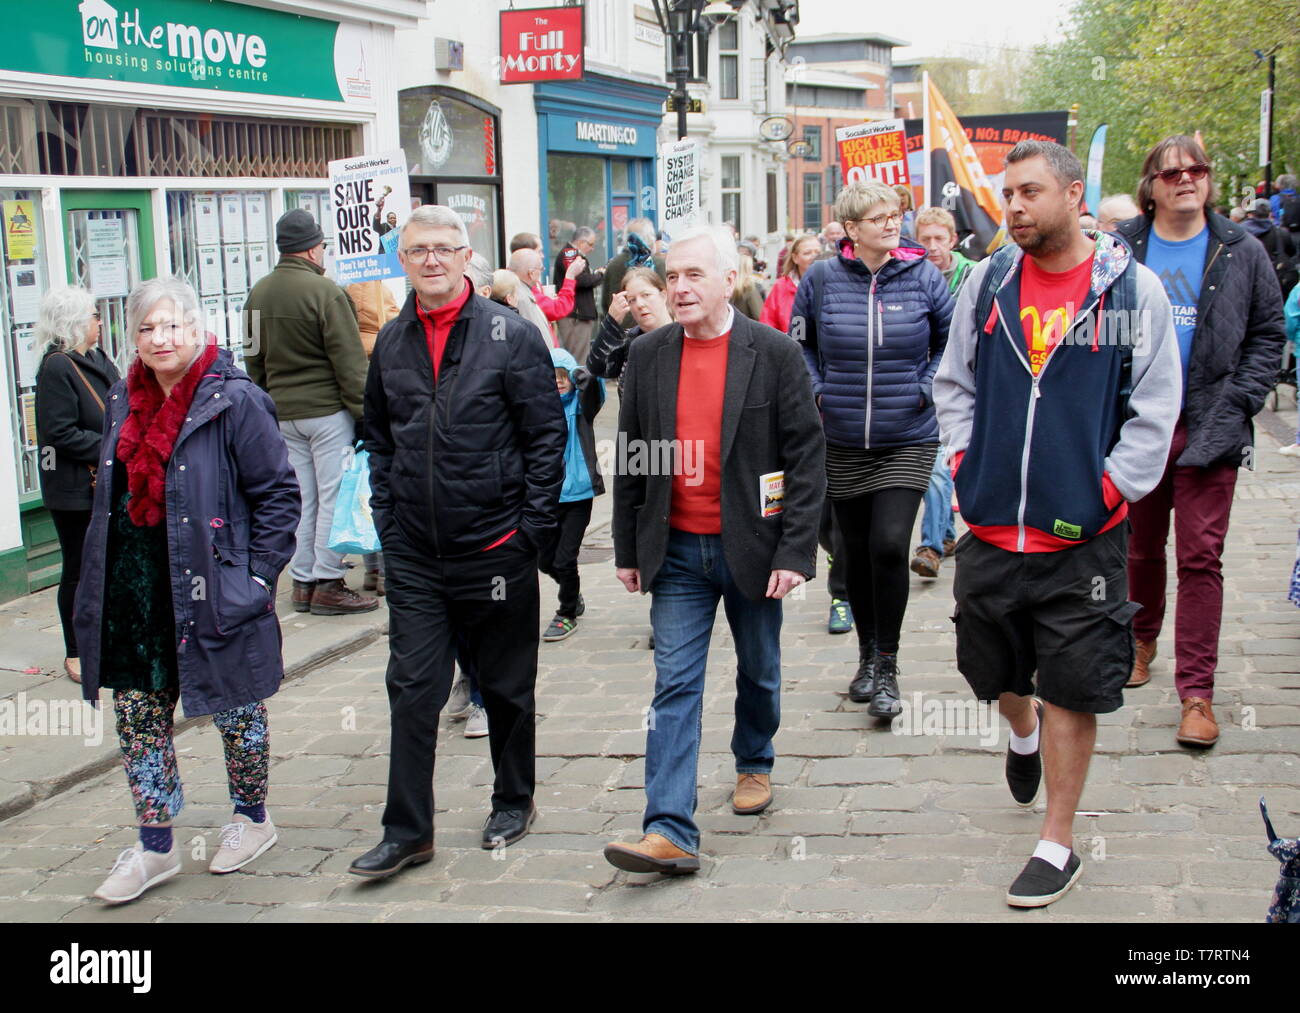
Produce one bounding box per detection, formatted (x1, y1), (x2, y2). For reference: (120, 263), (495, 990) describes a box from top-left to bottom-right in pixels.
(364, 289), (567, 558)
(1117, 212), (1286, 469)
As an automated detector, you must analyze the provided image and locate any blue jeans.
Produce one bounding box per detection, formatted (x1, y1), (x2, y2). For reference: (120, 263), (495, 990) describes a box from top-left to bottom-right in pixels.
(920, 451), (957, 552)
(644, 529), (783, 854)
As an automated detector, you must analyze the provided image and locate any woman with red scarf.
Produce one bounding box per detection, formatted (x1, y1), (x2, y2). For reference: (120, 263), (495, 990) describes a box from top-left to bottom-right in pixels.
(73, 277), (300, 905)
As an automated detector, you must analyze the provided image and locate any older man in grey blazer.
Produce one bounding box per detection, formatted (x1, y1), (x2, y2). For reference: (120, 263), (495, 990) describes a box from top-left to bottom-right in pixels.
(604, 225), (826, 874)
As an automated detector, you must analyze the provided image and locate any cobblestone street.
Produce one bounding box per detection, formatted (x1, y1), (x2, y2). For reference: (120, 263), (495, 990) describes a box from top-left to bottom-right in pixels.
(0, 396), (1297, 923)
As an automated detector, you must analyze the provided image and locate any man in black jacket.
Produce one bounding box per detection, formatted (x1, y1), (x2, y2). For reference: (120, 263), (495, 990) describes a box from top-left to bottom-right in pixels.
(602, 225), (826, 874)
(350, 205), (566, 880)
(552, 226), (604, 364)
(1117, 135), (1286, 748)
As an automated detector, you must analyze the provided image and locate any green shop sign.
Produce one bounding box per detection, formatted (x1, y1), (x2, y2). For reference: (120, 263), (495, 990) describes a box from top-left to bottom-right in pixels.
(8, 0), (345, 101)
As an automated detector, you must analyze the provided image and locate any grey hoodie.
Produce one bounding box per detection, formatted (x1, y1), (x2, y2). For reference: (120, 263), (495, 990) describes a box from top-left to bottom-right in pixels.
(935, 230), (1183, 507)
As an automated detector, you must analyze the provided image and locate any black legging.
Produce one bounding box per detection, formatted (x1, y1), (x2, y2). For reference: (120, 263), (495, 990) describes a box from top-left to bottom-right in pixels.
(832, 488), (925, 655)
(49, 508), (92, 658)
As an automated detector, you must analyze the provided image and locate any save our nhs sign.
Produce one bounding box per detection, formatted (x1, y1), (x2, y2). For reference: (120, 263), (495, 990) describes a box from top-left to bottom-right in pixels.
(7, 0), (347, 101)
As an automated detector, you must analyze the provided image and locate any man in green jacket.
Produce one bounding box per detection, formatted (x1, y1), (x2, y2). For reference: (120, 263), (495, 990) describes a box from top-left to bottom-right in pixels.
(244, 209), (377, 617)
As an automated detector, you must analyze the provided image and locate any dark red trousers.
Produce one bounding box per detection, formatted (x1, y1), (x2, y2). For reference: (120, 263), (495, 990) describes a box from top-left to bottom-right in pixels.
(1126, 419), (1238, 701)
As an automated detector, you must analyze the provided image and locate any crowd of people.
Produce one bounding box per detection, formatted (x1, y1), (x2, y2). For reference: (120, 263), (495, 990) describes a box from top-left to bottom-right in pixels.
(27, 132), (1294, 911)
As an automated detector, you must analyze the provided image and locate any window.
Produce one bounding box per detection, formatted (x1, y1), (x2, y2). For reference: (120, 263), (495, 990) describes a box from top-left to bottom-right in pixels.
(826, 165), (842, 206)
(718, 19), (739, 100)
(804, 174), (823, 232)
(1, 188), (50, 495)
(803, 126), (822, 162)
(721, 155), (742, 235)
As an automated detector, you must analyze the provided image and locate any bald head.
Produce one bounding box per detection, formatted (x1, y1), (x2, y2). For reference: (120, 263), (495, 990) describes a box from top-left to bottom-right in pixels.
(509, 248), (542, 287)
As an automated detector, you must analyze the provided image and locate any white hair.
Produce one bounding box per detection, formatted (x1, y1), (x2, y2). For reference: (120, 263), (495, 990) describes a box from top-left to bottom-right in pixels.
(466, 253), (492, 292)
(1098, 194), (1141, 221)
(36, 285), (97, 353)
(402, 204), (470, 248)
(624, 217), (657, 247)
(126, 276), (202, 347)
(669, 225), (739, 276)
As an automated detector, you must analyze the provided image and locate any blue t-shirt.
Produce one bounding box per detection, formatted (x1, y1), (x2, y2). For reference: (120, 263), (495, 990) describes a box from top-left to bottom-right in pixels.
(1146, 226), (1208, 400)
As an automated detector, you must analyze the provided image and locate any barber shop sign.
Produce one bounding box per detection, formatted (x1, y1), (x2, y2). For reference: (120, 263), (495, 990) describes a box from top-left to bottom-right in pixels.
(499, 6), (583, 84)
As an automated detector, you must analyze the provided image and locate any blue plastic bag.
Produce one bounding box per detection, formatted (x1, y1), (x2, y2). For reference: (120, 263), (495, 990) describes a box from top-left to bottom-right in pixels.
(327, 448), (381, 555)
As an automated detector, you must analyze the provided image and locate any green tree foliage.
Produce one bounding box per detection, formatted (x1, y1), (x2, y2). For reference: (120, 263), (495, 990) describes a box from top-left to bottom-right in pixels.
(1020, 0), (1298, 206)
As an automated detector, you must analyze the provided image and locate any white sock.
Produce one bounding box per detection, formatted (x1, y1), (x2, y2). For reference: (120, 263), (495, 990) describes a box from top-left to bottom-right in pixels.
(1032, 839), (1072, 871)
(1008, 710), (1040, 755)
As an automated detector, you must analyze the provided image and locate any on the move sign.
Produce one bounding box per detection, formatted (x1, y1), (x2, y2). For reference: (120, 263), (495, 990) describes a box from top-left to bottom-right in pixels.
(499, 6), (584, 84)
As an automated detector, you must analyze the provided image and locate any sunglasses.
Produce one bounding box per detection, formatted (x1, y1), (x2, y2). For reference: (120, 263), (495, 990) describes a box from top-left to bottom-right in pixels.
(1154, 163), (1209, 184)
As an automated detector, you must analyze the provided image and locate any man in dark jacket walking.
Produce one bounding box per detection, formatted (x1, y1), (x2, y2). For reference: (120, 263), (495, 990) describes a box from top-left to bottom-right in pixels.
(1117, 136), (1286, 747)
(349, 205), (566, 880)
(552, 226), (604, 365)
(602, 225), (825, 874)
(244, 209), (376, 617)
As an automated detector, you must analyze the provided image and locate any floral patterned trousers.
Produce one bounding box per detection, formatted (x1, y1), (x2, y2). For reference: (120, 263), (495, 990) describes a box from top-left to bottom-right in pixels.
(112, 689), (269, 824)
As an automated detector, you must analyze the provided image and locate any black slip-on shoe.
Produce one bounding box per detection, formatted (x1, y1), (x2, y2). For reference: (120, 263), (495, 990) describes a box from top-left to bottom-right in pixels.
(1006, 699), (1044, 808)
(1006, 851), (1082, 908)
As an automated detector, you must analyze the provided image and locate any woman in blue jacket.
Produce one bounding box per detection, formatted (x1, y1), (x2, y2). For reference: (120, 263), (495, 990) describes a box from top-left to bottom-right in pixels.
(75, 277), (300, 904)
(791, 181), (954, 719)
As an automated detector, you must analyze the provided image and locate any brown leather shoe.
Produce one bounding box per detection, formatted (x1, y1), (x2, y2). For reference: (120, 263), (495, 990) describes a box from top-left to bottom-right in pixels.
(1177, 697), (1219, 748)
(1127, 639), (1156, 688)
(603, 833), (699, 874)
(732, 773), (773, 814)
(910, 545), (942, 579)
(291, 580), (316, 614)
(310, 578), (380, 616)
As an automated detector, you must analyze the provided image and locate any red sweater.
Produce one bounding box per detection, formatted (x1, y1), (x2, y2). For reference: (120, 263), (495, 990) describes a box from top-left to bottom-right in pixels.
(670, 331), (730, 533)
(416, 279), (472, 382)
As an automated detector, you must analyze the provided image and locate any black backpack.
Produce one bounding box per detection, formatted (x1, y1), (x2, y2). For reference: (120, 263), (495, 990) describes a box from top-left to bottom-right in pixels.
(1281, 193), (1300, 236)
(1264, 227), (1299, 300)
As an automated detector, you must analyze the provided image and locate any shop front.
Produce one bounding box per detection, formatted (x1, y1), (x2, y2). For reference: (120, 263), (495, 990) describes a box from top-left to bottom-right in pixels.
(0, 0), (417, 602)
(535, 74), (668, 269)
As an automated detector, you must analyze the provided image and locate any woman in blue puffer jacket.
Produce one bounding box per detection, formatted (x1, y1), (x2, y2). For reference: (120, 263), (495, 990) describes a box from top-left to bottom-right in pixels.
(791, 180), (954, 720)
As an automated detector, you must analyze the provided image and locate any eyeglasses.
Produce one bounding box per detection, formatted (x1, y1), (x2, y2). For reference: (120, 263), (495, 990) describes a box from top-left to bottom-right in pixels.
(1153, 163), (1210, 184)
(855, 211), (903, 228)
(401, 245), (468, 263)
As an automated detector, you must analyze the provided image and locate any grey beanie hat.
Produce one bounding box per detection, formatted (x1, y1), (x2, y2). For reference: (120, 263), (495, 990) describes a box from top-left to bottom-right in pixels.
(276, 208), (325, 253)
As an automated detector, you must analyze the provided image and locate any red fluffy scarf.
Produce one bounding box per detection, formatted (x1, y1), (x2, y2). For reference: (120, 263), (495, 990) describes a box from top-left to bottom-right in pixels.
(115, 342), (220, 527)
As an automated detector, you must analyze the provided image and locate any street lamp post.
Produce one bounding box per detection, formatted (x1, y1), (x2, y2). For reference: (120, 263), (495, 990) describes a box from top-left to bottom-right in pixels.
(654, 1), (743, 141)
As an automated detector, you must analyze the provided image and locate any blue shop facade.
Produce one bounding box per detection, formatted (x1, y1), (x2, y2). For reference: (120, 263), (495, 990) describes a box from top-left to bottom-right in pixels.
(535, 74), (668, 270)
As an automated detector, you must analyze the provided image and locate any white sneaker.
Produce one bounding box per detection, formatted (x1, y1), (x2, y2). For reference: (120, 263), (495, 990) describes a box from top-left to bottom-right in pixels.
(1278, 444), (1300, 457)
(446, 674), (473, 720)
(209, 814), (278, 874)
(93, 843), (181, 904)
(464, 703), (489, 738)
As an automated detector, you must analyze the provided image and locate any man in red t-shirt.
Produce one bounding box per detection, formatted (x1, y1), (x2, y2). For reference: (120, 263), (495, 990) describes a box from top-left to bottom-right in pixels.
(604, 226), (826, 875)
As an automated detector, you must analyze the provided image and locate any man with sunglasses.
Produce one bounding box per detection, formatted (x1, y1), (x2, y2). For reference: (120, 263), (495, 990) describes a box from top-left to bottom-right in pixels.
(1116, 136), (1285, 747)
(350, 205), (566, 879)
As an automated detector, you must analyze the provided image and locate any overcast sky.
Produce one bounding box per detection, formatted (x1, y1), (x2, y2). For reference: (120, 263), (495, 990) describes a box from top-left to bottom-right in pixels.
(791, 0), (1075, 62)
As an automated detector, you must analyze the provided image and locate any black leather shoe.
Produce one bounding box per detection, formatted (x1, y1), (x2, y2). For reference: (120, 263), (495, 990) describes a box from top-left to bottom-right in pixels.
(867, 653), (903, 719)
(848, 638), (877, 703)
(481, 804), (537, 850)
(348, 838), (434, 879)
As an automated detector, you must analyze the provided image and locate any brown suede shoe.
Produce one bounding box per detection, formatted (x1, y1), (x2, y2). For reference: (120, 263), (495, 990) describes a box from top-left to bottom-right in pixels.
(310, 578), (379, 616)
(910, 545), (942, 579)
(1126, 639), (1156, 688)
(1177, 697), (1219, 748)
(603, 833), (700, 875)
(291, 580), (316, 614)
(732, 773), (773, 814)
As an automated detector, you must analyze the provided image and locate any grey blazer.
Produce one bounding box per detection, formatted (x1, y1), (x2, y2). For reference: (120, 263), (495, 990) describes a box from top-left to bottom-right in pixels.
(612, 311), (826, 601)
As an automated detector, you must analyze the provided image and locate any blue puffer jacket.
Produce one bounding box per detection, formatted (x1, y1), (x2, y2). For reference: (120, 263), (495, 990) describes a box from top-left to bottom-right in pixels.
(792, 239), (954, 449)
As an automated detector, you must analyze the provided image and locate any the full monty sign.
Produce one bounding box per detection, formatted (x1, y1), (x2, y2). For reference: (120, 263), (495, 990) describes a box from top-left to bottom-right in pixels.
(328, 151), (411, 286)
(658, 138), (701, 239)
(499, 6), (584, 84)
(836, 118), (909, 187)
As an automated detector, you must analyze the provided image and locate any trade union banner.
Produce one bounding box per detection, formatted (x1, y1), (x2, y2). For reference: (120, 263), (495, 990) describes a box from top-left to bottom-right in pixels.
(499, 6), (584, 85)
(836, 118), (909, 187)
